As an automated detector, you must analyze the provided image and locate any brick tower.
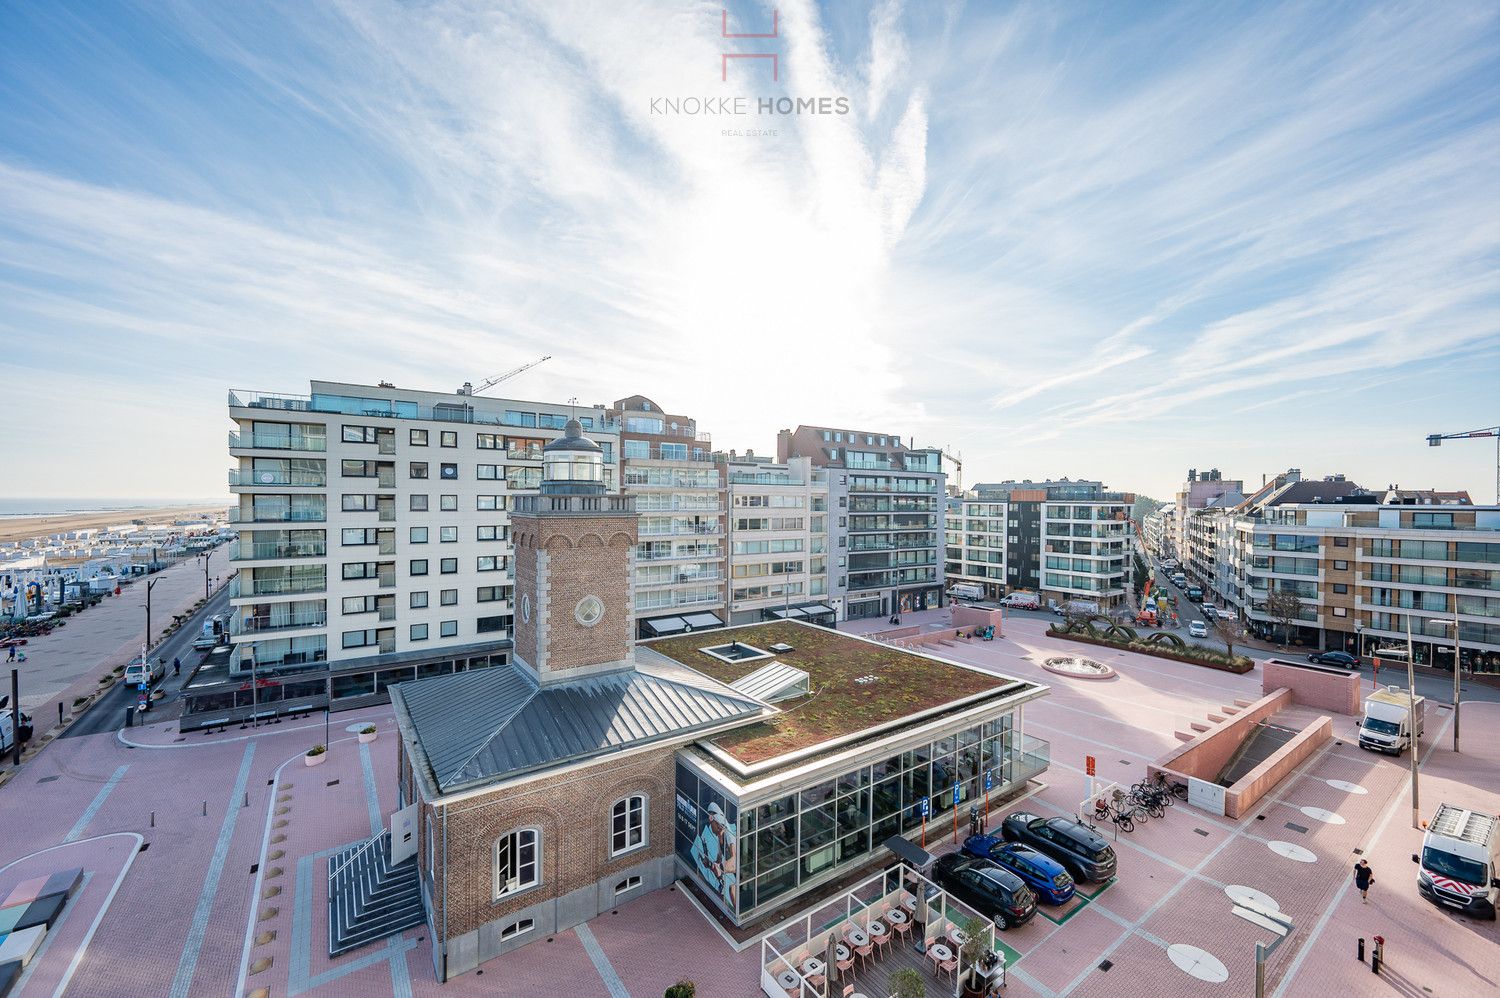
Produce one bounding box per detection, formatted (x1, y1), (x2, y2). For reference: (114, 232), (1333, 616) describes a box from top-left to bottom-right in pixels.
(509, 418), (638, 684)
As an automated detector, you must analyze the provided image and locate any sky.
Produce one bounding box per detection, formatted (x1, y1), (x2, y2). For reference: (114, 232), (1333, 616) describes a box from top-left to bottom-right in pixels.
(1, 0), (1497, 504)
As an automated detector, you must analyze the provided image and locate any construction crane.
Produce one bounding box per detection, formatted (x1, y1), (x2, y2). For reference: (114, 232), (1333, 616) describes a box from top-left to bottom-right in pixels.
(941, 446), (963, 492)
(457, 355), (552, 396)
(1426, 424), (1500, 504)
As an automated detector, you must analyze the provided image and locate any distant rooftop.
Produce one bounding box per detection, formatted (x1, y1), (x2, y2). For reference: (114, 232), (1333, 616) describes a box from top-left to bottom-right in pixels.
(639, 620), (1035, 772)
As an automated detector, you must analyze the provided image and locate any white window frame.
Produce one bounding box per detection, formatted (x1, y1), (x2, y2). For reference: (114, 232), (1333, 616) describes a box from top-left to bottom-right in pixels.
(610, 795), (647, 857)
(613, 875), (642, 898)
(493, 828), (540, 899)
(500, 918), (534, 941)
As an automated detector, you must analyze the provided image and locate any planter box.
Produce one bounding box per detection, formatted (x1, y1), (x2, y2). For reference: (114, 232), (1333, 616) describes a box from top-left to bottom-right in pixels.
(357, 730), (377, 744)
(304, 752), (327, 767)
(1049, 628), (1254, 674)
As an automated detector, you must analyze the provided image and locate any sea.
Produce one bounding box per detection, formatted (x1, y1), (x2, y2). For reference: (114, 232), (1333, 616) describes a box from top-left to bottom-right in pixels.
(0, 498), (230, 519)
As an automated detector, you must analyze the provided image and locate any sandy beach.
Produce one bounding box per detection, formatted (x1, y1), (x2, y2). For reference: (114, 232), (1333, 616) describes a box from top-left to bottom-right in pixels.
(0, 505), (228, 546)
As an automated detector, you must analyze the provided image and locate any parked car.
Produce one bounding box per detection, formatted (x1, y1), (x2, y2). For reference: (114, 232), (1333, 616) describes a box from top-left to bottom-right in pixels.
(961, 834), (1076, 904)
(124, 656), (165, 687)
(931, 853), (1038, 930)
(998, 592), (1041, 610)
(1308, 650), (1360, 669)
(1000, 812), (1117, 883)
(0, 695), (33, 753)
(1188, 620), (1208, 638)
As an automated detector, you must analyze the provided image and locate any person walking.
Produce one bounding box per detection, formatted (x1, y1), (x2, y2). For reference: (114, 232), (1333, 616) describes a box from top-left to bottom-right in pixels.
(173, 656), (181, 677)
(1354, 859), (1375, 903)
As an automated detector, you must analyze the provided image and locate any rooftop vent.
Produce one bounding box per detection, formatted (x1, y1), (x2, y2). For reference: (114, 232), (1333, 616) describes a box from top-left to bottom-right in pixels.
(729, 662), (811, 703)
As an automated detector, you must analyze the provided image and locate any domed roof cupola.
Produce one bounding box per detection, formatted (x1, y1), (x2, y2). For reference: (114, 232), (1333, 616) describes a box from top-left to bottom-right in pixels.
(541, 418), (605, 495)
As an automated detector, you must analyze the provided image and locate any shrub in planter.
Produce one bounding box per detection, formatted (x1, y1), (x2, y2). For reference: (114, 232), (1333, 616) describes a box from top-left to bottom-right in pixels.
(664, 981), (696, 998)
(358, 725), (378, 744)
(889, 968), (926, 998)
(304, 744), (328, 767)
(73, 696), (89, 707)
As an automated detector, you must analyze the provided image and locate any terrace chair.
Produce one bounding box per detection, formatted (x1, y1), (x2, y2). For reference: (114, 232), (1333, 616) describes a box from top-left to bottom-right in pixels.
(938, 953), (958, 984)
(835, 948), (855, 981)
(854, 935), (874, 970)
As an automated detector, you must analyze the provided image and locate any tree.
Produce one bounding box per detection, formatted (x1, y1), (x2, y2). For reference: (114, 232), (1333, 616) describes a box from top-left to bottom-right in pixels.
(1213, 612), (1246, 658)
(664, 982), (695, 998)
(1263, 589), (1303, 647)
(888, 968), (926, 998)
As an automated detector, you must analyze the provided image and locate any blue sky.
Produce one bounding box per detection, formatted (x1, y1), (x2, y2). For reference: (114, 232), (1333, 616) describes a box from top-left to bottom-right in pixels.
(1, 1), (1497, 502)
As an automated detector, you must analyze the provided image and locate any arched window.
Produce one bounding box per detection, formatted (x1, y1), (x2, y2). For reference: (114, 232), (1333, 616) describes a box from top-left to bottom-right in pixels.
(493, 828), (539, 899)
(611, 795), (647, 856)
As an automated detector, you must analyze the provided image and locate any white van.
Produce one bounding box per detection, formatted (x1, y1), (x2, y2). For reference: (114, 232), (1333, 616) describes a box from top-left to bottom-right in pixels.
(1414, 804), (1498, 919)
(998, 592), (1041, 610)
(124, 656), (165, 688)
(946, 583), (985, 602)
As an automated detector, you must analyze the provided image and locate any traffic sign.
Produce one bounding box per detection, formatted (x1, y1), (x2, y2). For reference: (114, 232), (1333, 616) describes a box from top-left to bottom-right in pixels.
(1086, 755), (1096, 776)
(138, 683), (149, 692)
(952, 783), (961, 805)
(920, 796), (930, 818)
(984, 770), (993, 792)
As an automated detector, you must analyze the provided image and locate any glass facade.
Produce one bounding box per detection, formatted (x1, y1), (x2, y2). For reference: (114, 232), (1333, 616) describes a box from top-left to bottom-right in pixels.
(677, 711), (1047, 922)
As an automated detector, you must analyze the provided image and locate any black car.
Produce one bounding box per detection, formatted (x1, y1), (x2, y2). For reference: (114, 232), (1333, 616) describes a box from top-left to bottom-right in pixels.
(1308, 650), (1360, 669)
(931, 854), (1038, 930)
(1000, 812), (1117, 883)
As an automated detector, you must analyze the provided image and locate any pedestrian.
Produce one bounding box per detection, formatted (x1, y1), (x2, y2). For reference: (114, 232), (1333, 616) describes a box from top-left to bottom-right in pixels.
(173, 656), (181, 677)
(5, 645), (14, 662)
(1354, 859), (1374, 903)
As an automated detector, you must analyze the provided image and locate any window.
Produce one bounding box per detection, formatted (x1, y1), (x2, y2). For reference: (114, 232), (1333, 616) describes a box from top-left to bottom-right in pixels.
(342, 562), (378, 580)
(614, 876), (642, 898)
(493, 829), (539, 899)
(440, 463), (458, 480)
(440, 495), (458, 512)
(410, 623), (429, 641)
(477, 495), (505, 511)
(407, 526), (428, 544)
(440, 620), (458, 637)
(539, 413), (567, 430)
(477, 525), (507, 542)
(499, 918), (534, 941)
(477, 433), (502, 450)
(342, 596), (375, 614)
(342, 425), (377, 443)
(625, 416), (664, 434)
(611, 795), (646, 855)
(477, 586), (512, 603)
(440, 526), (458, 543)
(504, 410), (538, 428)
(409, 429), (428, 446)
(409, 462), (429, 479)
(1333, 583), (1349, 594)
(440, 431), (457, 448)
(410, 559), (429, 576)
(477, 464), (502, 480)
(440, 558), (458, 574)
(1412, 512), (1454, 529)
(623, 439), (650, 460)
(342, 528), (377, 546)
(410, 494), (429, 512)
(342, 629), (379, 649)
(478, 555), (507, 572)
(410, 591), (429, 609)
(477, 614), (510, 633)
(1334, 536), (1349, 547)
(342, 494), (377, 511)
(440, 589), (458, 606)
(1332, 607), (1348, 617)
(341, 459), (378, 478)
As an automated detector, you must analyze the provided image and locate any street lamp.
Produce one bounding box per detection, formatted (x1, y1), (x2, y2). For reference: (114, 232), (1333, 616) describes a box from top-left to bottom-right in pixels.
(1405, 612), (1420, 829)
(144, 577), (160, 647)
(199, 549), (212, 599)
(1433, 613), (1461, 754)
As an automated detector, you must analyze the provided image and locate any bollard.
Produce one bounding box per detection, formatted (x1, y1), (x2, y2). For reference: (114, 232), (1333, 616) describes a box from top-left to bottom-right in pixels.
(243, 791), (249, 808)
(150, 811), (155, 828)
(202, 800), (207, 817)
(58, 702), (63, 727)
(1357, 937), (1365, 962)
(124, 706), (133, 729)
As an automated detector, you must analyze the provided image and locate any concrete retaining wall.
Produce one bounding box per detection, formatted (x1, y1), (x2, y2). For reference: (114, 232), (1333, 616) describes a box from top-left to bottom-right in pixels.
(1223, 715), (1332, 819)
(952, 606), (1004, 636)
(1149, 688), (1294, 783)
(1263, 659), (1361, 715)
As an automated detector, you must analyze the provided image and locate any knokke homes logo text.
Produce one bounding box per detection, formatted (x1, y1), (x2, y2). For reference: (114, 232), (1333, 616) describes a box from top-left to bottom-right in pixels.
(649, 9), (851, 118)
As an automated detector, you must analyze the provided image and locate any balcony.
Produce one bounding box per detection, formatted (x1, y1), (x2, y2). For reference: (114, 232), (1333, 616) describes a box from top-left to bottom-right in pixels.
(635, 572), (725, 588)
(1012, 734), (1051, 785)
(229, 389), (623, 432)
(229, 469), (326, 488)
(230, 509), (327, 524)
(228, 430), (327, 452)
(632, 499), (724, 513)
(377, 571), (396, 589)
(240, 611), (328, 633)
(378, 605), (397, 622)
(378, 508), (396, 522)
(639, 523), (722, 538)
(634, 591), (723, 611)
(249, 578), (327, 596)
(636, 547), (722, 562)
(233, 542), (327, 561)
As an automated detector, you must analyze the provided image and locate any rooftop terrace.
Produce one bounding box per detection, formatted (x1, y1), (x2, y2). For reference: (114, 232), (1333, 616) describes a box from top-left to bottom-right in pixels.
(642, 620), (1029, 769)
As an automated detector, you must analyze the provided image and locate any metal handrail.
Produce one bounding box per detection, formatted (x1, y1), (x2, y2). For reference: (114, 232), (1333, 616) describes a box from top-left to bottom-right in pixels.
(329, 832), (384, 882)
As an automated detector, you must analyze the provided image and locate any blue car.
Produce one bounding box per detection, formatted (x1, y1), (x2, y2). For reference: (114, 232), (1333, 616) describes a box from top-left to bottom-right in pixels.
(962, 834), (1076, 904)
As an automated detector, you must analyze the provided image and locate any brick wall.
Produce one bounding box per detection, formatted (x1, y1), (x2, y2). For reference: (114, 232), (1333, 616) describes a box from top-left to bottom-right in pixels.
(952, 606), (1003, 635)
(1150, 688), (1293, 782)
(1223, 715), (1332, 819)
(1263, 659), (1361, 715)
(511, 522), (539, 670)
(439, 746), (677, 939)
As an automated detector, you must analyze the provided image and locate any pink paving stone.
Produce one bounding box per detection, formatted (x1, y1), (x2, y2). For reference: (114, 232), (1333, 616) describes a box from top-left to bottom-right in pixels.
(434, 926), (609, 997)
(1009, 905), (1123, 993)
(585, 886), (763, 998)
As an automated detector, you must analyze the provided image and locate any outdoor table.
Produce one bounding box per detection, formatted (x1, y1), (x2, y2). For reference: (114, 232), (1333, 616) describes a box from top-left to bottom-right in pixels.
(888, 909), (909, 926)
(846, 927), (869, 947)
(928, 942), (954, 963)
(900, 890), (917, 907)
(947, 925), (969, 947)
(835, 944), (851, 963)
(776, 969), (801, 991)
(869, 920), (889, 938)
(801, 957), (825, 977)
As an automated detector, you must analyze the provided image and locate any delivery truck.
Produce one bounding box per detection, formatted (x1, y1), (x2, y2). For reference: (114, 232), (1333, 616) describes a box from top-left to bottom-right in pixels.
(1413, 803), (1498, 919)
(1358, 686), (1425, 755)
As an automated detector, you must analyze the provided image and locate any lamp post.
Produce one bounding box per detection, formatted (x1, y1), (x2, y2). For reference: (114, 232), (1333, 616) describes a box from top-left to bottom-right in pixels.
(1405, 612), (1420, 829)
(144, 577), (159, 648)
(199, 550), (212, 599)
(1434, 612), (1461, 754)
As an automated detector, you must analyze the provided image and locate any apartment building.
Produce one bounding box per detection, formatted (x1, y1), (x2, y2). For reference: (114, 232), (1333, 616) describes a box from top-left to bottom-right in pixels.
(1141, 502), (1174, 561)
(777, 426), (945, 620)
(953, 480), (1135, 609)
(222, 381), (619, 715)
(723, 454), (833, 625)
(607, 396), (726, 638)
(944, 496), (1007, 600)
(1174, 468), (1244, 571)
(1221, 491), (1500, 672)
(1184, 492), (1242, 588)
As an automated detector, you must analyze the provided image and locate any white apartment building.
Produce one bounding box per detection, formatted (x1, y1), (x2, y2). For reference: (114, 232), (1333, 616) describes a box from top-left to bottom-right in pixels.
(225, 381), (619, 703)
(1174, 468), (1243, 570)
(608, 396), (727, 638)
(724, 454), (833, 625)
(1141, 502), (1174, 561)
(944, 497), (1008, 600)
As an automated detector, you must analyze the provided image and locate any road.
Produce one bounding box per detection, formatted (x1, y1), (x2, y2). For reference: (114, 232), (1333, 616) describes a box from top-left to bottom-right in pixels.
(62, 585), (234, 738)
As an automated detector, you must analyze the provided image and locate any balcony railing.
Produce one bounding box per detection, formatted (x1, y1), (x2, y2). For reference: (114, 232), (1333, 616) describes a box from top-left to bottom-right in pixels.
(233, 543), (327, 561)
(228, 430), (327, 452)
(637, 547), (722, 562)
(377, 572), (396, 589)
(378, 605), (396, 621)
(229, 389), (623, 431)
(1012, 734), (1051, 785)
(229, 469), (326, 488)
(230, 509), (327, 524)
(635, 572), (725, 588)
(634, 591), (723, 611)
(249, 578), (328, 596)
(639, 524), (722, 537)
(240, 612), (328, 633)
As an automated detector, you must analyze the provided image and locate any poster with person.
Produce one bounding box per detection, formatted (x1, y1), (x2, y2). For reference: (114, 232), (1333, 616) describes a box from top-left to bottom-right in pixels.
(689, 801), (738, 910)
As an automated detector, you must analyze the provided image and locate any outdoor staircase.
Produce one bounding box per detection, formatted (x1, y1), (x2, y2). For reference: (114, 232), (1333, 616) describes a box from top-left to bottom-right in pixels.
(327, 831), (424, 957)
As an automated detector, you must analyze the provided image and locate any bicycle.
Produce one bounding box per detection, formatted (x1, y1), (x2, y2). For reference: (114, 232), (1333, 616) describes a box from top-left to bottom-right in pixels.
(1093, 797), (1134, 833)
(1127, 788), (1166, 819)
(1148, 771), (1188, 801)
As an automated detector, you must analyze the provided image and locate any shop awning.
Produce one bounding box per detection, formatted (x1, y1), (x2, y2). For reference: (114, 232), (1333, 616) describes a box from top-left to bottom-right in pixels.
(681, 612), (724, 630)
(769, 606), (810, 619)
(883, 835), (933, 869)
(801, 602), (836, 617)
(642, 616), (689, 636)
